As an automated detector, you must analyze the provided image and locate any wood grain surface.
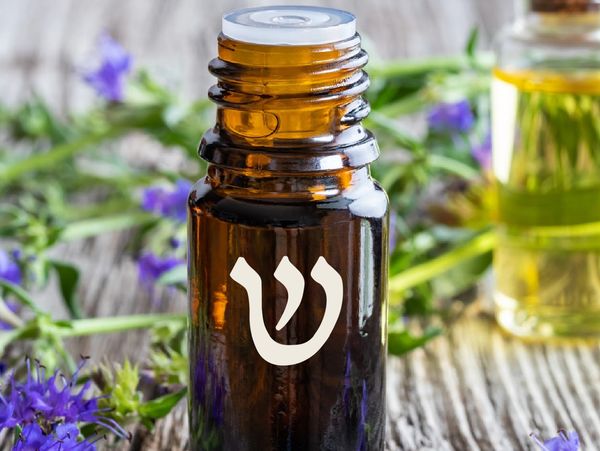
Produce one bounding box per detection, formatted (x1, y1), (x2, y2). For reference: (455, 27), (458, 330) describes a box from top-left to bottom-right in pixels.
(4, 1), (599, 450)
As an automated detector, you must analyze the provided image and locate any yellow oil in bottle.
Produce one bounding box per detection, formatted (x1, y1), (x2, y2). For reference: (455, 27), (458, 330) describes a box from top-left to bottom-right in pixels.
(493, 68), (600, 338)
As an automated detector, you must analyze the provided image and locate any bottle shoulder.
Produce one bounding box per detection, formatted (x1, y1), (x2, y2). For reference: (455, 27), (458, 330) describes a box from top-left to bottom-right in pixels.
(188, 174), (389, 226)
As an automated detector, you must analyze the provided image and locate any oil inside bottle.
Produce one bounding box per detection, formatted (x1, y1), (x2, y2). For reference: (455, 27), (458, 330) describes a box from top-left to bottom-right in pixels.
(493, 68), (600, 338)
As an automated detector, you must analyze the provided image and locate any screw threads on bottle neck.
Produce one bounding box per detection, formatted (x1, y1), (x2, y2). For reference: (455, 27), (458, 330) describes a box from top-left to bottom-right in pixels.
(207, 34), (370, 148)
(199, 34), (379, 175)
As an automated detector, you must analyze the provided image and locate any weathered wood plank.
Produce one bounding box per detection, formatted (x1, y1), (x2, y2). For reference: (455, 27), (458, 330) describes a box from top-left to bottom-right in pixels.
(386, 311), (600, 451)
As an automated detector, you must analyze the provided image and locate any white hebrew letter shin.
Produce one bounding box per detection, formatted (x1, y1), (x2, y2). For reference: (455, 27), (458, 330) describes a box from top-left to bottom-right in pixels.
(230, 256), (343, 366)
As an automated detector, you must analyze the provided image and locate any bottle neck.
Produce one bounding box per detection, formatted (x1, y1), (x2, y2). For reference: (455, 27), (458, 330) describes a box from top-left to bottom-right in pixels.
(200, 34), (379, 179)
(209, 34), (369, 147)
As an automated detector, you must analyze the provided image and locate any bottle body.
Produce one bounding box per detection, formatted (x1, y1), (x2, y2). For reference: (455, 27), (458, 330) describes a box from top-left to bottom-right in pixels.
(187, 167), (387, 450)
(493, 0), (600, 338)
(187, 7), (388, 449)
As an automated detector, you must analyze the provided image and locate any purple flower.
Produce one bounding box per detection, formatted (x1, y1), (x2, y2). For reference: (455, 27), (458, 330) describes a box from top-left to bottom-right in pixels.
(342, 351), (352, 413)
(192, 349), (226, 428)
(83, 34), (132, 102)
(471, 133), (492, 170)
(0, 249), (21, 285)
(357, 379), (368, 451)
(193, 357), (208, 406)
(138, 253), (184, 286)
(12, 423), (49, 450)
(212, 374), (226, 426)
(141, 179), (191, 223)
(169, 237), (182, 249)
(0, 359), (128, 447)
(531, 430), (579, 451)
(427, 100), (474, 134)
(13, 422), (97, 450)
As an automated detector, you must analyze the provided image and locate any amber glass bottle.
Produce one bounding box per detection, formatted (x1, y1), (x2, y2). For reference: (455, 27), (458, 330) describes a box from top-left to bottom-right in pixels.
(187, 6), (388, 451)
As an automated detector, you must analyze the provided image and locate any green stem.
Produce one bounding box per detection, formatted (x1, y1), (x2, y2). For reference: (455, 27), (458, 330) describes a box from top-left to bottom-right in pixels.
(377, 93), (430, 118)
(58, 313), (187, 337)
(0, 298), (23, 328)
(0, 129), (118, 187)
(0, 329), (22, 351)
(428, 154), (480, 179)
(60, 198), (139, 221)
(388, 230), (496, 301)
(368, 52), (494, 79)
(0, 280), (44, 315)
(59, 212), (157, 242)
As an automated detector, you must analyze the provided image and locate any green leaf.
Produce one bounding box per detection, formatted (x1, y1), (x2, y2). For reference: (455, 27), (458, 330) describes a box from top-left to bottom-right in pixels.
(0, 279), (43, 314)
(79, 423), (98, 439)
(465, 28), (479, 59)
(157, 264), (187, 286)
(388, 327), (442, 356)
(139, 388), (187, 420)
(380, 165), (408, 191)
(49, 260), (82, 319)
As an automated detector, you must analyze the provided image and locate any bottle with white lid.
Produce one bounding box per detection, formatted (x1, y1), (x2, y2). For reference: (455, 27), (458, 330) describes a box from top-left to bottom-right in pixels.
(187, 6), (388, 450)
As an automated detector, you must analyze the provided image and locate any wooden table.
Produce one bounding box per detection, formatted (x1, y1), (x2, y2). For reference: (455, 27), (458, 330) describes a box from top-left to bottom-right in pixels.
(4, 1), (600, 450)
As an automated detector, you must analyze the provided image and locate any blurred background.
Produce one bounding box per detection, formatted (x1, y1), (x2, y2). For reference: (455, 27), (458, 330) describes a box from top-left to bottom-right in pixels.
(0, 0), (513, 110)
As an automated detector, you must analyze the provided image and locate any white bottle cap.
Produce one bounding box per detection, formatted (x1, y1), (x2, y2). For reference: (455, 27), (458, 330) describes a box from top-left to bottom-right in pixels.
(222, 6), (356, 46)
